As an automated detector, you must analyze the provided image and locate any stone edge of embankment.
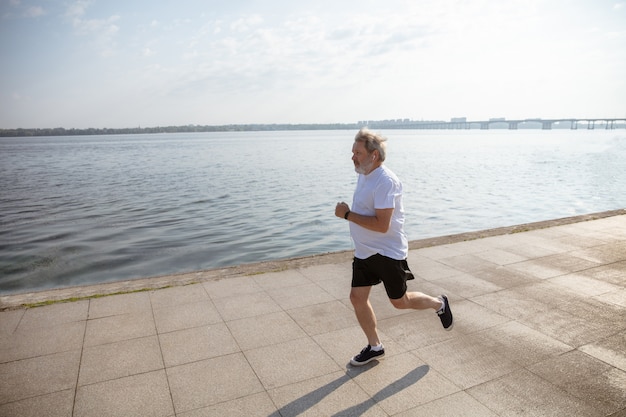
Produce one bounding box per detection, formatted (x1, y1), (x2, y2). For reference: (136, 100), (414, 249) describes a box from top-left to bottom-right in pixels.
(1, 208), (624, 311)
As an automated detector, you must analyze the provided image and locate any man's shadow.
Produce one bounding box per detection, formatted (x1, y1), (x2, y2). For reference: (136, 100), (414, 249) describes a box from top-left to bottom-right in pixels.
(271, 362), (430, 416)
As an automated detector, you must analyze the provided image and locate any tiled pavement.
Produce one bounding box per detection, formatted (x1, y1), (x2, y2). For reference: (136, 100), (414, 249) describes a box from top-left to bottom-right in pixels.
(1, 212), (625, 416)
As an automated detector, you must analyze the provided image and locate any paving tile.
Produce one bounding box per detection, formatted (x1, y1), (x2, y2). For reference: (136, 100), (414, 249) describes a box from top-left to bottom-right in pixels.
(350, 352), (460, 415)
(602, 288), (626, 308)
(473, 248), (529, 265)
(74, 370), (173, 417)
(396, 391), (499, 417)
(202, 275), (264, 299)
(524, 232), (581, 253)
(378, 310), (456, 351)
(514, 279), (584, 307)
(266, 282), (335, 310)
(476, 321), (573, 366)
(149, 284), (209, 309)
(479, 233), (525, 248)
(88, 291), (152, 318)
(467, 368), (600, 417)
(167, 353), (263, 413)
(0, 389), (74, 417)
(159, 323), (239, 367)
(553, 233), (610, 249)
(0, 320), (85, 362)
(473, 264), (541, 289)
(579, 262), (626, 286)
(560, 368), (626, 416)
(441, 239), (496, 255)
(212, 292), (282, 321)
(18, 300), (88, 329)
(78, 335), (163, 386)
(549, 273), (622, 297)
(268, 370), (386, 417)
(527, 350), (626, 414)
(434, 272), (502, 298)
(557, 296), (626, 332)
(253, 269), (311, 290)
(437, 299), (510, 334)
(405, 255), (461, 280)
(0, 350), (80, 404)
(535, 252), (603, 274)
(579, 331), (626, 372)
(244, 337), (340, 390)
(297, 262), (352, 283)
(471, 287), (552, 321)
(528, 349), (613, 385)
(227, 310), (307, 351)
(153, 300), (221, 333)
(437, 254), (501, 274)
(413, 245), (465, 261)
(287, 300), (355, 336)
(507, 253), (600, 279)
(0, 309), (23, 335)
(314, 275), (351, 299)
(84, 311), (156, 347)
(178, 392), (279, 417)
(415, 334), (520, 390)
(313, 326), (406, 367)
(502, 240), (561, 258)
(572, 241), (626, 264)
(520, 308), (620, 348)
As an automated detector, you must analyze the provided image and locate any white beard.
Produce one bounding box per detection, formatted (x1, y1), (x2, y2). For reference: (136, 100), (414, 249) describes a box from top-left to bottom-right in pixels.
(355, 159), (374, 175)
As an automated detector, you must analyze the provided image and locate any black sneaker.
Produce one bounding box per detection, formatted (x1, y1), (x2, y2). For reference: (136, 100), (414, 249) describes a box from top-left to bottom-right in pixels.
(350, 345), (385, 366)
(437, 295), (454, 330)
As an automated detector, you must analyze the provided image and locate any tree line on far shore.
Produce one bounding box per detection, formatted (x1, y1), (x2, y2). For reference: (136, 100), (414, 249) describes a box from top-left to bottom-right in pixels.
(0, 123), (361, 137)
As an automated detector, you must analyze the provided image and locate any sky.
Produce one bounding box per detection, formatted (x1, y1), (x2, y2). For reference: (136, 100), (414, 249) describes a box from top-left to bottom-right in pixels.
(1, 0), (625, 129)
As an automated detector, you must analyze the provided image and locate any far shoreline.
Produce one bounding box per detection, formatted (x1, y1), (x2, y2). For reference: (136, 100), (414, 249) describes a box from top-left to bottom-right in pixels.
(1, 208), (624, 311)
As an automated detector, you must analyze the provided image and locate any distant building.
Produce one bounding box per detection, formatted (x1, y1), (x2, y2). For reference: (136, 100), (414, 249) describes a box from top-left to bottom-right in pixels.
(451, 117), (466, 123)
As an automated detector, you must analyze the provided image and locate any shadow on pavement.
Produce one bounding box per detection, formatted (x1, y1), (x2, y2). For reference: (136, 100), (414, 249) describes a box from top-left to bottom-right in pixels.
(272, 363), (430, 416)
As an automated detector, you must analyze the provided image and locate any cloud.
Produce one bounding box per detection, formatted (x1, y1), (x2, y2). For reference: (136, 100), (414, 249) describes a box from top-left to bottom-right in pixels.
(65, 0), (120, 56)
(230, 15), (263, 32)
(25, 6), (45, 17)
(1, 0), (45, 19)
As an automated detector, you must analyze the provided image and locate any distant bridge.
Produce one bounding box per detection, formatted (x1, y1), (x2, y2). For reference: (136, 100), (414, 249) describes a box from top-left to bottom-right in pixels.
(396, 118), (626, 130)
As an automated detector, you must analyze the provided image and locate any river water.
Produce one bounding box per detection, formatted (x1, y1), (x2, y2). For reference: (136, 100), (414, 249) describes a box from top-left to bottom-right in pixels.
(1, 129), (625, 294)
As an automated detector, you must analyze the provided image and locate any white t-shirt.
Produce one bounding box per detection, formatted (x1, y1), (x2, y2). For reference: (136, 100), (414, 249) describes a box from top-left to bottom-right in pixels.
(349, 165), (408, 260)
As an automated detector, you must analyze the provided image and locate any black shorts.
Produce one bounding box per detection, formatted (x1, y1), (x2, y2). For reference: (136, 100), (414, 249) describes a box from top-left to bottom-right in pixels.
(352, 253), (415, 299)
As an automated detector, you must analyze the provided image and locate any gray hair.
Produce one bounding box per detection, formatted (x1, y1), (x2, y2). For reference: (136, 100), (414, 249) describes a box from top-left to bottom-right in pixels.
(354, 127), (387, 161)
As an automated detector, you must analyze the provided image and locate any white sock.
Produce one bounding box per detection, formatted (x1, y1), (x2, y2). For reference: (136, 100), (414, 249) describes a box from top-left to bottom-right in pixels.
(437, 299), (445, 312)
(371, 343), (384, 351)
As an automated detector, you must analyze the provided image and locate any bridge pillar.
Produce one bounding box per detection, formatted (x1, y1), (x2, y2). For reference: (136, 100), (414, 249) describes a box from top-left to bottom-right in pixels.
(542, 121), (552, 130)
(508, 122), (518, 130)
(480, 122), (490, 130)
(588, 120), (595, 129)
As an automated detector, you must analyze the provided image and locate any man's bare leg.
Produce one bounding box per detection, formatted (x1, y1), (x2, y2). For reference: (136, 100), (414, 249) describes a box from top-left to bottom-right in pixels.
(389, 291), (444, 310)
(349, 286), (381, 346)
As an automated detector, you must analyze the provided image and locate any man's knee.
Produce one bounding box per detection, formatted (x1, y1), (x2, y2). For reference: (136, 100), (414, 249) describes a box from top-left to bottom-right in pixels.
(350, 288), (369, 307)
(390, 295), (408, 309)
